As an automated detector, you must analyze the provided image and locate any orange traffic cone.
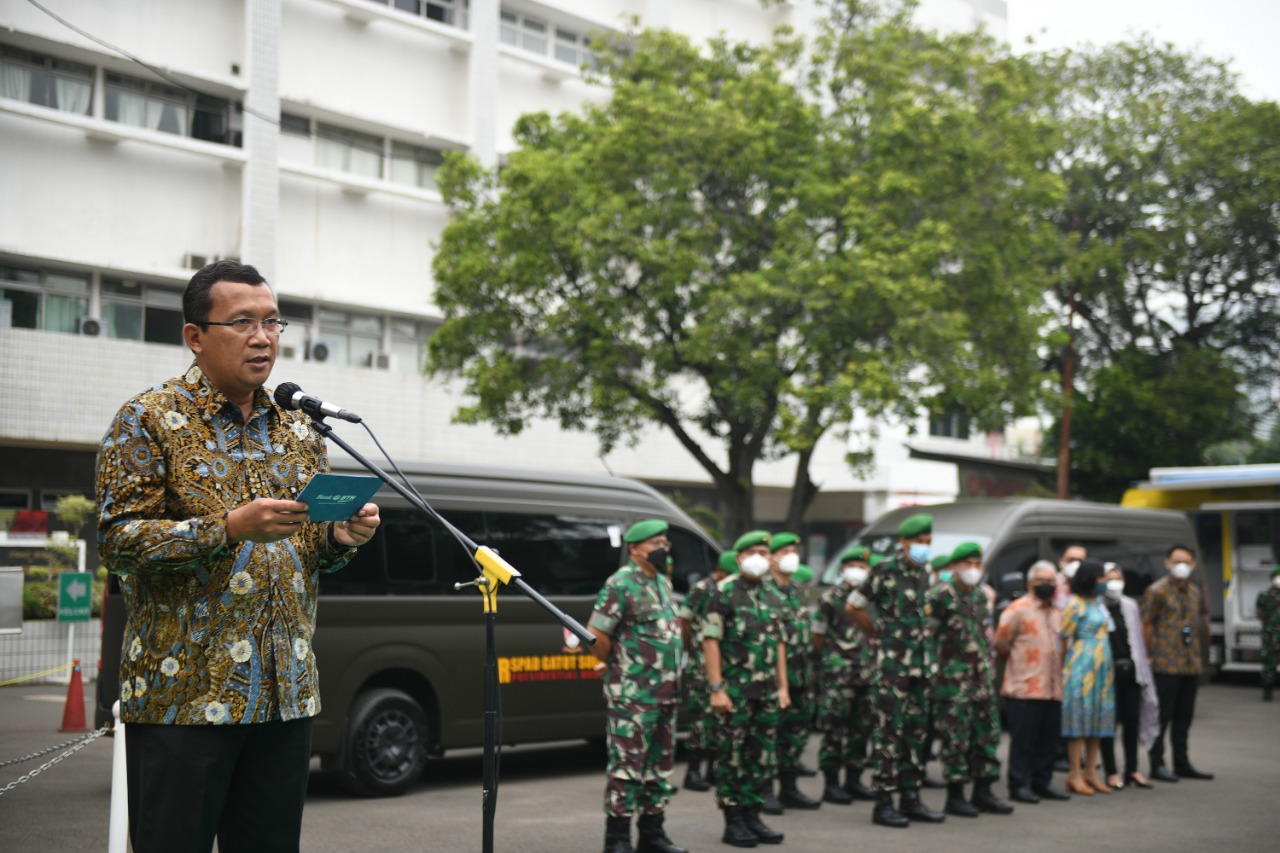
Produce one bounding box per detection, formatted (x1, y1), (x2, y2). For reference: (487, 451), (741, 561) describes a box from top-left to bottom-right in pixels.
(60, 658), (88, 732)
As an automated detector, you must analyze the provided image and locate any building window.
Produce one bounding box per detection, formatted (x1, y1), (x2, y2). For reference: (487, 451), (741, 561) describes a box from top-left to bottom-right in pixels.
(0, 265), (89, 334)
(104, 72), (239, 145)
(101, 278), (185, 346)
(280, 112), (312, 137)
(390, 317), (433, 373)
(554, 28), (596, 68)
(369, 0), (468, 27)
(316, 123), (384, 179)
(314, 308), (383, 367)
(929, 412), (972, 440)
(389, 142), (445, 191)
(501, 10), (548, 56)
(0, 45), (93, 115)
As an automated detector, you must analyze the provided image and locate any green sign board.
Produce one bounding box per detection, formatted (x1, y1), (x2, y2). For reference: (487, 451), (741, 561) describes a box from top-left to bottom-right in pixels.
(57, 572), (92, 623)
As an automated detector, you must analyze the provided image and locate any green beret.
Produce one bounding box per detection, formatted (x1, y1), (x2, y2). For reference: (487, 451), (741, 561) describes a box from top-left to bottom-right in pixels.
(898, 513), (933, 538)
(793, 563), (813, 584)
(732, 530), (771, 552)
(869, 554), (885, 568)
(929, 553), (952, 571)
(718, 551), (739, 575)
(770, 532), (800, 551)
(840, 546), (871, 564)
(623, 519), (668, 544)
(950, 541), (983, 562)
(1272, 564), (1280, 578)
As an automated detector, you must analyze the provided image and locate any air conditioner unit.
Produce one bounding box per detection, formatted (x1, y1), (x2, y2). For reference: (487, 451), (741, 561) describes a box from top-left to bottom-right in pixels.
(76, 316), (103, 336)
(183, 253), (210, 270)
(279, 344), (301, 361)
(365, 352), (392, 370)
(308, 340), (336, 363)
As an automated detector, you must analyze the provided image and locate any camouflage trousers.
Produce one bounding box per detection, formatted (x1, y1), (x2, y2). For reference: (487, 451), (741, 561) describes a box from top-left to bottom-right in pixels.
(1263, 636), (1279, 688)
(816, 678), (873, 773)
(680, 661), (711, 752)
(604, 701), (677, 818)
(776, 676), (813, 772)
(935, 697), (1001, 783)
(710, 690), (780, 808)
(870, 674), (929, 794)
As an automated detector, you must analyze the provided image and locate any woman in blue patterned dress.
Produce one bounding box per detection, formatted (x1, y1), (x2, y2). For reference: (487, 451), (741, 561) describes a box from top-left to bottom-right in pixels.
(1061, 559), (1116, 795)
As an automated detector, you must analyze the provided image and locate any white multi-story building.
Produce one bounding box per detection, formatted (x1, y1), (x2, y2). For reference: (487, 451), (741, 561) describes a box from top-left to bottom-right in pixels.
(0, 0), (1030, 558)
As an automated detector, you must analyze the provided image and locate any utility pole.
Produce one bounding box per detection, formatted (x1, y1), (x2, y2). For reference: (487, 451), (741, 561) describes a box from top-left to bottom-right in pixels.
(1056, 287), (1075, 500)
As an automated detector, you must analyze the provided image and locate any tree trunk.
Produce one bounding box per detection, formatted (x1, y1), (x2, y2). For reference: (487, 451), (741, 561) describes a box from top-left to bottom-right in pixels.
(720, 474), (755, 540)
(783, 447), (820, 533)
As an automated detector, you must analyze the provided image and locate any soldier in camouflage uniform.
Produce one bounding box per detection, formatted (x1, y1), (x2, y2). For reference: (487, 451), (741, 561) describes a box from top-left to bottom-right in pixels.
(845, 513), (946, 828)
(588, 519), (687, 853)
(1257, 565), (1280, 701)
(679, 550), (737, 790)
(928, 541), (1014, 818)
(812, 546), (878, 805)
(764, 532), (822, 811)
(704, 530), (790, 847)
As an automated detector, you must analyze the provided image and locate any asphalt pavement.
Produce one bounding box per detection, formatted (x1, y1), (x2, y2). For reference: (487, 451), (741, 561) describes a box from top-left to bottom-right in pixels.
(2, 679), (1278, 852)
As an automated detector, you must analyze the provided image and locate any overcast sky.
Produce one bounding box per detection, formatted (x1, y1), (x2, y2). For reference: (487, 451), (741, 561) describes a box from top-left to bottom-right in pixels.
(1006, 0), (1280, 103)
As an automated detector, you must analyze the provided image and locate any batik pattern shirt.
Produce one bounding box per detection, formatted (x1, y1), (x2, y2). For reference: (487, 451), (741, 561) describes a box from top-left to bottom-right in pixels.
(590, 562), (682, 704)
(929, 581), (995, 702)
(1142, 577), (1203, 676)
(994, 595), (1063, 701)
(96, 365), (356, 725)
(704, 576), (783, 699)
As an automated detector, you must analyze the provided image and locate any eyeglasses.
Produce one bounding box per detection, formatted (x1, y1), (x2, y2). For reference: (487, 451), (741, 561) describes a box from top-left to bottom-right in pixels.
(202, 318), (289, 336)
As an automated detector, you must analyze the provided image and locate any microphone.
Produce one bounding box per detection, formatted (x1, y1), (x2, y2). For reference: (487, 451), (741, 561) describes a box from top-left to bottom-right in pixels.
(273, 382), (362, 424)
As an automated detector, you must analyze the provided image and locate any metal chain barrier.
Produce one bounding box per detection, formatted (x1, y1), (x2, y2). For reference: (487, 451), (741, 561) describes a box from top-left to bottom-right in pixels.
(0, 725), (110, 796)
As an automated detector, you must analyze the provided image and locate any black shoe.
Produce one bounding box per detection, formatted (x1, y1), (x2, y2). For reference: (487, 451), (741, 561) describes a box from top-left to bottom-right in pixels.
(605, 816), (635, 853)
(1031, 784), (1070, 801)
(944, 782), (979, 818)
(921, 773), (947, 789)
(1175, 764), (1215, 780)
(636, 814), (687, 853)
(899, 789), (946, 823)
(1127, 773), (1153, 789)
(796, 761), (818, 777)
(822, 768), (854, 805)
(844, 768), (876, 801)
(758, 782), (785, 816)
(972, 781), (1014, 815)
(1009, 786), (1040, 804)
(872, 792), (909, 829)
(721, 807), (758, 848)
(706, 762), (718, 785)
(1151, 766), (1179, 783)
(778, 771), (822, 810)
(742, 806), (784, 844)
(1265, 686), (1274, 702)
(683, 757), (711, 792)
(1052, 758), (1070, 772)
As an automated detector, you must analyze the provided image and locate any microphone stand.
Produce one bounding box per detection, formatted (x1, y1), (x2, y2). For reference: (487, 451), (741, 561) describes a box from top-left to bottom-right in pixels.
(305, 415), (595, 853)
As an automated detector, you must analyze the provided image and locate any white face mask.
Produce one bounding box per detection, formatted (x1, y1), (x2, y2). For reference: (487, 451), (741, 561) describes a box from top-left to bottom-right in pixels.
(777, 553), (801, 574)
(958, 568), (984, 587)
(740, 553), (771, 578)
(842, 566), (870, 588)
(1273, 575), (1280, 590)
(1170, 562), (1193, 580)
(1105, 579), (1125, 600)
(1062, 560), (1080, 579)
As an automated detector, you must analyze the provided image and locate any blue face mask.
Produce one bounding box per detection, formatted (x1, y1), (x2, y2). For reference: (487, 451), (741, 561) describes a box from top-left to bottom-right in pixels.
(938, 571), (954, 583)
(909, 543), (932, 566)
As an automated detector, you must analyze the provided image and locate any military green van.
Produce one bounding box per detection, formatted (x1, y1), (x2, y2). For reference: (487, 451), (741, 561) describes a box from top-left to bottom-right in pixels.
(96, 460), (719, 796)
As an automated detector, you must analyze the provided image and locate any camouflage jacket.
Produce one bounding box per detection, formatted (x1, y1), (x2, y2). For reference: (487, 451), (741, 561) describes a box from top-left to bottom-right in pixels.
(589, 562), (683, 704)
(811, 582), (876, 686)
(678, 574), (718, 684)
(928, 581), (995, 702)
(1257, 587), (1280, 643)
(704, 575), (783, 699)
(766, 575), (813, 685)
(864, 549), (935, 679)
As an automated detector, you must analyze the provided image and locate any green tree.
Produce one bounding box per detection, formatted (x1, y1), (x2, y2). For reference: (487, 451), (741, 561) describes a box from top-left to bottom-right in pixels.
(429, 10), (1060, 533)
(1042, 38), (1280, 494)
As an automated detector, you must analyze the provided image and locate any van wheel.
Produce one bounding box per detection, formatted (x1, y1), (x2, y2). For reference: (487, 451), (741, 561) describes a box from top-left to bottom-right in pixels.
(340, 688), (430, 797)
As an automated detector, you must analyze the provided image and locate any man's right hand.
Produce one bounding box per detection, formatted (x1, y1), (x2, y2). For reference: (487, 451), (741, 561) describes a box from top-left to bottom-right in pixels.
(225, 498), (309, 544)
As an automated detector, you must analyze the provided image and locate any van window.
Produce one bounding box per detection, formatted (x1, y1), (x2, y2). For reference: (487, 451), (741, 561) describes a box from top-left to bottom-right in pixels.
(667, 525), (718, 594)
(319, 507), (485, 596)
(483, 512), (623, 596)
(1048, 537), (1170, 598)
(988, 537), (1040, 596)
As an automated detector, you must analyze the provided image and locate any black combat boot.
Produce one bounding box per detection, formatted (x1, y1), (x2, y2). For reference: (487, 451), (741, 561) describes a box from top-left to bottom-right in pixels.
(684, 752), (711, 791)
(742, 806), (784, 844)
(705, 760), (718, 784)
(822, 768), (854, 804)
(1265, 685), (1274, 702)
(843, 767), (875, 801)
(872, 791), (909, 828)
(899, 788), (946, 823)
(758, 781), (785, 815)
(604, 815), (635, 853)
(636, 813), (688, 853)
(721, 807), (759, 848)
(944, 781), (979, 818)
(778, 770), (822, 810)
(796, 761), (818, 777)
(972, 779), (1014, 815)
